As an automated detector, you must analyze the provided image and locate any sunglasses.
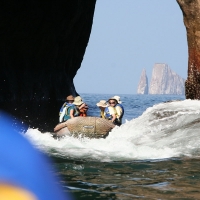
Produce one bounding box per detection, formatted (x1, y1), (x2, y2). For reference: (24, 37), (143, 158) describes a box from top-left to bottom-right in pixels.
(109, 102), (116, 104)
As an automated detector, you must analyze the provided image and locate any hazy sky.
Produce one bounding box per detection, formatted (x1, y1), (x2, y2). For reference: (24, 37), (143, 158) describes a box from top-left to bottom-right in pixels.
(74, 0), (188, 95)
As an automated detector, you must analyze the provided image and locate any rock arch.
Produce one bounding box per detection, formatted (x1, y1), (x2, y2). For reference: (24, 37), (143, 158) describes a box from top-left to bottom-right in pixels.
(0, 0), (198, 131)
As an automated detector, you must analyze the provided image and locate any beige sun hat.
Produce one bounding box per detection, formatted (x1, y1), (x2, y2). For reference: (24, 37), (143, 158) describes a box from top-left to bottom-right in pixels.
(96, 100), (108, 107)
(73, 96), (84, 106)
(66, 95), (74, 101)
(113, 95), (122, 104)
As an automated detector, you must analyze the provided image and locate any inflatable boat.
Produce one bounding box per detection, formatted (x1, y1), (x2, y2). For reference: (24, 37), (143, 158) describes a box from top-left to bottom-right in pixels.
(53, 116), (115, 139)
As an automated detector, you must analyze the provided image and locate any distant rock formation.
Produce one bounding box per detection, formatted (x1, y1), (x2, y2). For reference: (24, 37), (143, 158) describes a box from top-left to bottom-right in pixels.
(137, 69), (148, 94)
(149, 63), (185, 95)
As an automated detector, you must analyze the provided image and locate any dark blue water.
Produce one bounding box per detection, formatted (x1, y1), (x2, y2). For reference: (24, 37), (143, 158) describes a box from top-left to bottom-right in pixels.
(81, 93), (185, 122)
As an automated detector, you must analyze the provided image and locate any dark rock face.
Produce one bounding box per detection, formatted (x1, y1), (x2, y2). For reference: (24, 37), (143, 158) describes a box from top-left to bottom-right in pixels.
(177, 0), (200, 99)
(0, 0), (96, 131)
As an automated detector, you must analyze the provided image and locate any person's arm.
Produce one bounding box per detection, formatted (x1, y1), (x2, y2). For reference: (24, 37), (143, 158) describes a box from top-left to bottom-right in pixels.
(79, 103), (86, 110)
(84, 103), (88, 110)
(111, 114), (116, 122)
(69, 108), (74, 118)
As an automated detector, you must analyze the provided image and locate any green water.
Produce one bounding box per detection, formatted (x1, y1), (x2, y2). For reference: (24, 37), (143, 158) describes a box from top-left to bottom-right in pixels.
(52, 157), (200, 199)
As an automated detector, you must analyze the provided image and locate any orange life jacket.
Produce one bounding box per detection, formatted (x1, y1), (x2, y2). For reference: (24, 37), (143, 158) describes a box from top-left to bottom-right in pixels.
(79, 107), (88, 117)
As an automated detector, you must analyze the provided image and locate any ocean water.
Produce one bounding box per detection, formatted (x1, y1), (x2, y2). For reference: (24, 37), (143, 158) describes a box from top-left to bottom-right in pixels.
(24, 94), (200, 199)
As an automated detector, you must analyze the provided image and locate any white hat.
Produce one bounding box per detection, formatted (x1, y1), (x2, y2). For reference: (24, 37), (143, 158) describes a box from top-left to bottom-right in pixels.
(73, 96), (84, 106)
(113, 96), (122, 104)
(96, 100), (108, 107)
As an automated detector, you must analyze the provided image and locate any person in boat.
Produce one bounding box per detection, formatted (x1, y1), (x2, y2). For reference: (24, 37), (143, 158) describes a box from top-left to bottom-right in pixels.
(113, 96), (124, 121)
(96, 99), (117, 124)
(96, 100), (108, 118)
(59, 95), (79, 122)
(107, 96), (124, 126)
(73, 96), (88, 117)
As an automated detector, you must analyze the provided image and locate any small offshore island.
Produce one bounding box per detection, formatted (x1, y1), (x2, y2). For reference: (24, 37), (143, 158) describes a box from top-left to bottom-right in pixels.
(137, 63), (185, 95)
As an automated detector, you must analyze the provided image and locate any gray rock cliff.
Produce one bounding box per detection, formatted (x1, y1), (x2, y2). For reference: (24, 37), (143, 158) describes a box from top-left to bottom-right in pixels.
(137, 69), (148, 94)
(149, 63), (185, 95)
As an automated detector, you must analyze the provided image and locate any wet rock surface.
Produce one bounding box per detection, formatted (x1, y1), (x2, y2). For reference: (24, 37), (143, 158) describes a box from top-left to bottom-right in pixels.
(177, 0), (200, 99)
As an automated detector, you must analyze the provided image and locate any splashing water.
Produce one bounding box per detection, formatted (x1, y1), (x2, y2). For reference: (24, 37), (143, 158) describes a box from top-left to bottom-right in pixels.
(25, 99), (200, 162)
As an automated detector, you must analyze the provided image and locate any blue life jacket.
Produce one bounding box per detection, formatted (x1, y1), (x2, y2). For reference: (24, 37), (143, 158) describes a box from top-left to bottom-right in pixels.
(63, 103), (76, 121)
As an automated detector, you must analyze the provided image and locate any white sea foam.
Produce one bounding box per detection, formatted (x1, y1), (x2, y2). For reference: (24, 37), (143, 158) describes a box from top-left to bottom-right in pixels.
(24, 99), (200, 162)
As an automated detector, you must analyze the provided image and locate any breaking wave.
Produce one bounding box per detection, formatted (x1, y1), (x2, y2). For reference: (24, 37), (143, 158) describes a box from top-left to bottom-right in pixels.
(25, 99), (200, 162)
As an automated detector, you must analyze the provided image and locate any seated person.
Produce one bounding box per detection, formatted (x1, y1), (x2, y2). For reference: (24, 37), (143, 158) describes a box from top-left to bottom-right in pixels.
(73, 96), (88, 117)
(59, 95), (79, 122)
(96, 100), (108, 118)
(113, 95), (124, 124)
(96, 100), (117, 124)
(107, 97), (124, 126)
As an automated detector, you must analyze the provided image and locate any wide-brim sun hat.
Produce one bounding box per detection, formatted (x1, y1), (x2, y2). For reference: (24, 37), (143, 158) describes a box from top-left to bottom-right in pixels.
(66, 95), (74, 101)
(73, 96), (84, 106)
(113, 95), (122, 104)
(96, 100), (108, 107)
(108, 97), (118, 104)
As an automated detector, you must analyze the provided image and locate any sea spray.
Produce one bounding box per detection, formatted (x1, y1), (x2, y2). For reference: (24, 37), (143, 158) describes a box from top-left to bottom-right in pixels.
(25, 99), (200, 161)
